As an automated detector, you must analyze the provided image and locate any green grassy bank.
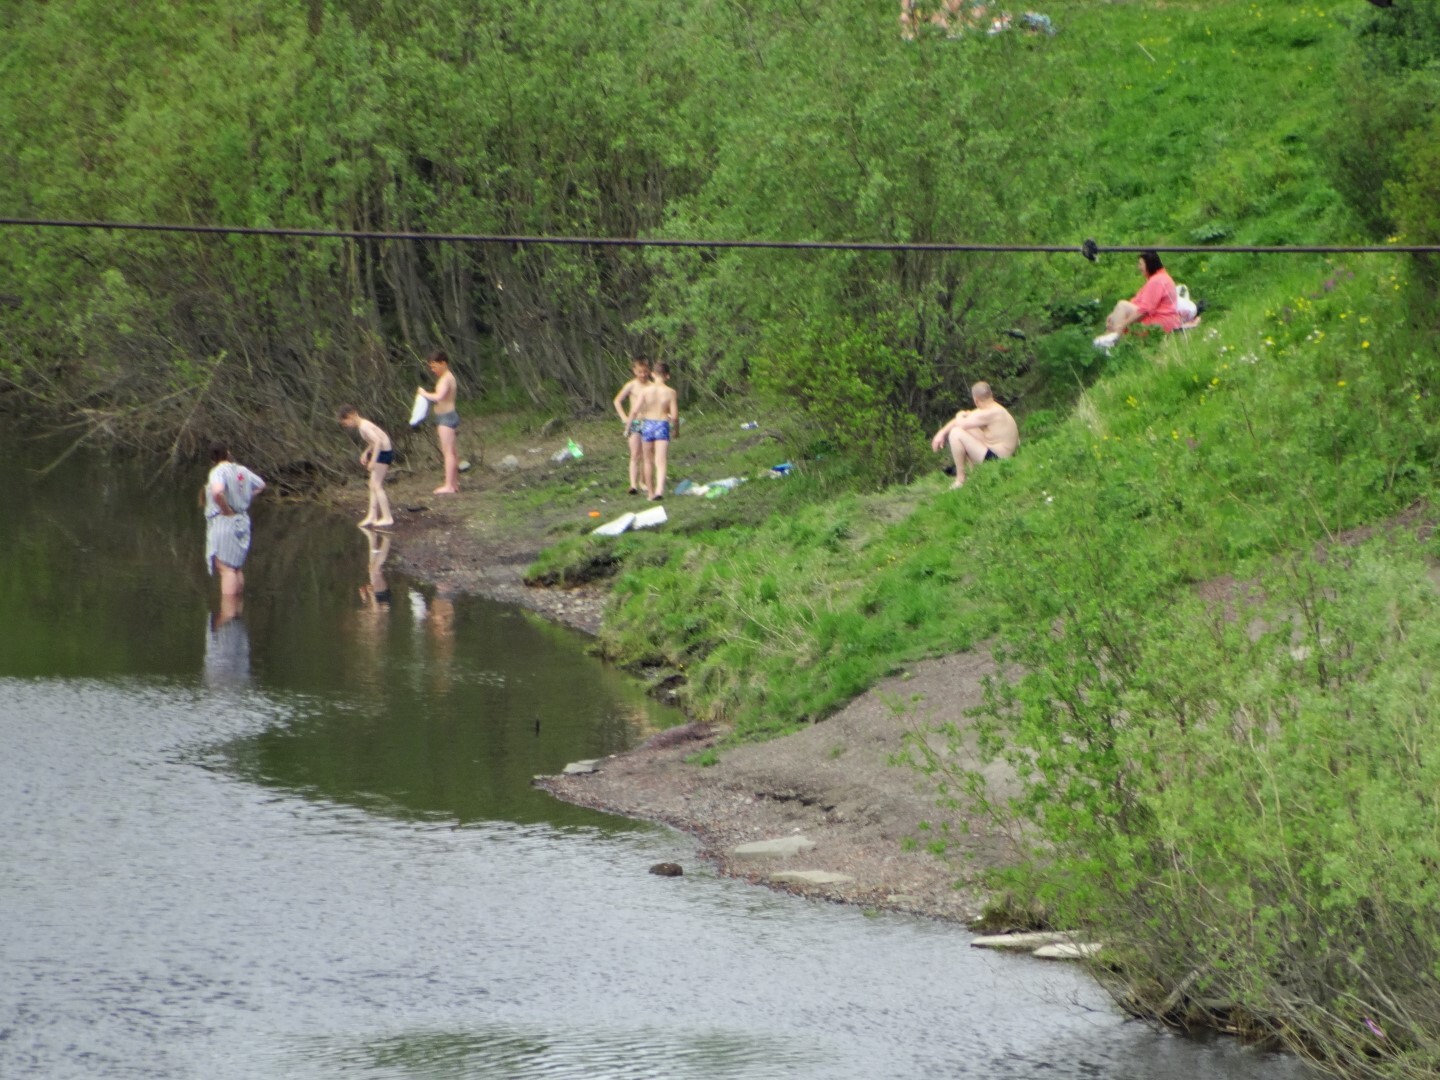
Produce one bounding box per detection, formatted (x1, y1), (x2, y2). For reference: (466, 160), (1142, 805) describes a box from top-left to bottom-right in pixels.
(7, 0), (1440, 1069)
(523, 3), (1440, 1071)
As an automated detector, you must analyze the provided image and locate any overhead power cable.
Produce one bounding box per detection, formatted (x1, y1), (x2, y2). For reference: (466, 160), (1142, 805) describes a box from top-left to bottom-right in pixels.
(1, 216), (1438, 257)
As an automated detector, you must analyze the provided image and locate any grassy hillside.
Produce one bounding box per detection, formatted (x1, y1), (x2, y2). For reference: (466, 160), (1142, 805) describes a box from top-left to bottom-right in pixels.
(526, 4), (1440, 1067)
(545, 0), (1433, 731)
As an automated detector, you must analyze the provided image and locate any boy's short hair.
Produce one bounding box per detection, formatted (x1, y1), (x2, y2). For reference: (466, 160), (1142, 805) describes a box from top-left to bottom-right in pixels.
(654, 361), (671, 377)
(337, 404), (358, 420)
(426, 349), (450, 366)
(208, 442), (230, 464)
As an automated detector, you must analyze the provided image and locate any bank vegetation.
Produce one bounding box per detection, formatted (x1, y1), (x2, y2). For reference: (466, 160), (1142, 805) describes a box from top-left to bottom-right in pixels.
(6, 1), (1440, 1073)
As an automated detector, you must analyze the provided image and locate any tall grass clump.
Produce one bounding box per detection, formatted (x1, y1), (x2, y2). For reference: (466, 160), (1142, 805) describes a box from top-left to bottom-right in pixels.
(892, 255), (1440, 1070)
(948, 534), (1440, 1075)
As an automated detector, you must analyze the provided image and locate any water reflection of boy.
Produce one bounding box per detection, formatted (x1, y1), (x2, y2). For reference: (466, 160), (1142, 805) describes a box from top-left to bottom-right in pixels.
(427, 592), (457, 691)
(351, 529), (393, 680)
(360, 528), (393, 607)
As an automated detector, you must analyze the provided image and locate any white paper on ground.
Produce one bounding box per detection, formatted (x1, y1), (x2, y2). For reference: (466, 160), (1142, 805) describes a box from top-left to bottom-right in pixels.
(631, 506), (667, 529)
(591, 512), (636, 537)
(409, 391), (430, 427)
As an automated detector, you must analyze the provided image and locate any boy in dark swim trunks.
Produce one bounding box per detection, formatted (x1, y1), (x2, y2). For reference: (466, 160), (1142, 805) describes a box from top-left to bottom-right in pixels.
(627, 362), (679, 501)
(338, 405), (396, 528)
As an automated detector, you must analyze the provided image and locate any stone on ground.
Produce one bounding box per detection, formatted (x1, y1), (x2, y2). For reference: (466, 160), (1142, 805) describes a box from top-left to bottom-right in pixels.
(562, 759), (601, 775)
(729, 836), (817, 861)
(970, 931), (1076, 951)
(769, 870), (854, 886)
(1032, 942), (1102, 960)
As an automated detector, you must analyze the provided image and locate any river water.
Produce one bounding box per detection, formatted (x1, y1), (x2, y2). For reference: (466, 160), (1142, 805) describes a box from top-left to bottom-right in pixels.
(0, 438), (1311, 1080)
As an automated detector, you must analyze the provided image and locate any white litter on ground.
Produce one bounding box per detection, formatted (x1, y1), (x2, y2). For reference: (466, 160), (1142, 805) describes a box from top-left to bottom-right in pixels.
(591, 512), (636, 536)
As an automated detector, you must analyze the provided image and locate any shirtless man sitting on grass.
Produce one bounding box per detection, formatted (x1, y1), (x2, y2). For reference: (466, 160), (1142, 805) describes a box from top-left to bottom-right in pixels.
(929, 381), (1019, 488)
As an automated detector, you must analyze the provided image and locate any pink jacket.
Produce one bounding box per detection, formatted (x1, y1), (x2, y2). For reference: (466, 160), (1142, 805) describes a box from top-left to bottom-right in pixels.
(1131, 269), (1181, 332)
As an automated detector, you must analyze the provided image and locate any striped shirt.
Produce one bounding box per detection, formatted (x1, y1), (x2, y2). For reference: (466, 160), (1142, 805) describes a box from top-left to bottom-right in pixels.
(205, 461), (266, 572)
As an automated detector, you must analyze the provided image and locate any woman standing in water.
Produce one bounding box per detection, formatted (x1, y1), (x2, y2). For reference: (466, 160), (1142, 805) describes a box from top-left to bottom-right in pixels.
(204, 442), (266, 596)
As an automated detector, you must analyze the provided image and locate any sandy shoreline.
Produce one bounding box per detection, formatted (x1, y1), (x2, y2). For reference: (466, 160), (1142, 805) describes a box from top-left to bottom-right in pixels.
(332, 455), (1018, 924)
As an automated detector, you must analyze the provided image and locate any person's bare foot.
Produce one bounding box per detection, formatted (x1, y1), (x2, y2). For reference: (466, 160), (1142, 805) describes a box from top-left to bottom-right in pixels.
(433, 486), (459, 495)
(358, 517), (375, 528)
(950, 479), (965, 490)
(372, 518), (395, 528)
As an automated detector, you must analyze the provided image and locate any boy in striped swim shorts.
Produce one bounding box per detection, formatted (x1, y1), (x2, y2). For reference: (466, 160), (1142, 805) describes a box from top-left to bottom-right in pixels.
(627, 362), (678, 501)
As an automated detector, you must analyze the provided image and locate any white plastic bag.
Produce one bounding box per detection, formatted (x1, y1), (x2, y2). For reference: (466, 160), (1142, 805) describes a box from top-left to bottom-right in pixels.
(408, 390), (430, 428)
(1175, 284), (1198, 322)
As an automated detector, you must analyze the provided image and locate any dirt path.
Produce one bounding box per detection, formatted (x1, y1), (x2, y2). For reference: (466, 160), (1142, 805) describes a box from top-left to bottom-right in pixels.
(331, 424), (1019, 924)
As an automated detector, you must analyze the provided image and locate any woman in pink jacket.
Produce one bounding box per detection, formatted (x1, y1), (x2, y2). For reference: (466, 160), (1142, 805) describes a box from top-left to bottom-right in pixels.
(1103, 250), (1182, 337)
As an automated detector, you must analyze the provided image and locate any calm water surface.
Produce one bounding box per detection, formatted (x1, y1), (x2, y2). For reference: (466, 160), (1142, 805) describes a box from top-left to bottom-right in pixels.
(0, 438), (1311, 1079)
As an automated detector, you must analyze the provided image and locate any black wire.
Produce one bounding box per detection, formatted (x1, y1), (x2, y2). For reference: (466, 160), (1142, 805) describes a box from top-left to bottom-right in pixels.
(2, 216), (1439, 256)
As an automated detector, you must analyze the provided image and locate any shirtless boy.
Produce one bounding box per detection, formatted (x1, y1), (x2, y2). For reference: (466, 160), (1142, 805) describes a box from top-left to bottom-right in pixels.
(417, 350), (460, 494)
(613, 358), (653, 495)
(338, 405), (395, 528)
(627, 361), (678, 501)
(929, 381), (1019, 488)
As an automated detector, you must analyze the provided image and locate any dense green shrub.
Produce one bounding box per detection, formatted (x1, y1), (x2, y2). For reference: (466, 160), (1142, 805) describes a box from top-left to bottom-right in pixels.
(1326, 1), (1440, 256)
(751, 317), (933, 487)
(954, 536), (1440, 1076)
(0, 0), (708, 472)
